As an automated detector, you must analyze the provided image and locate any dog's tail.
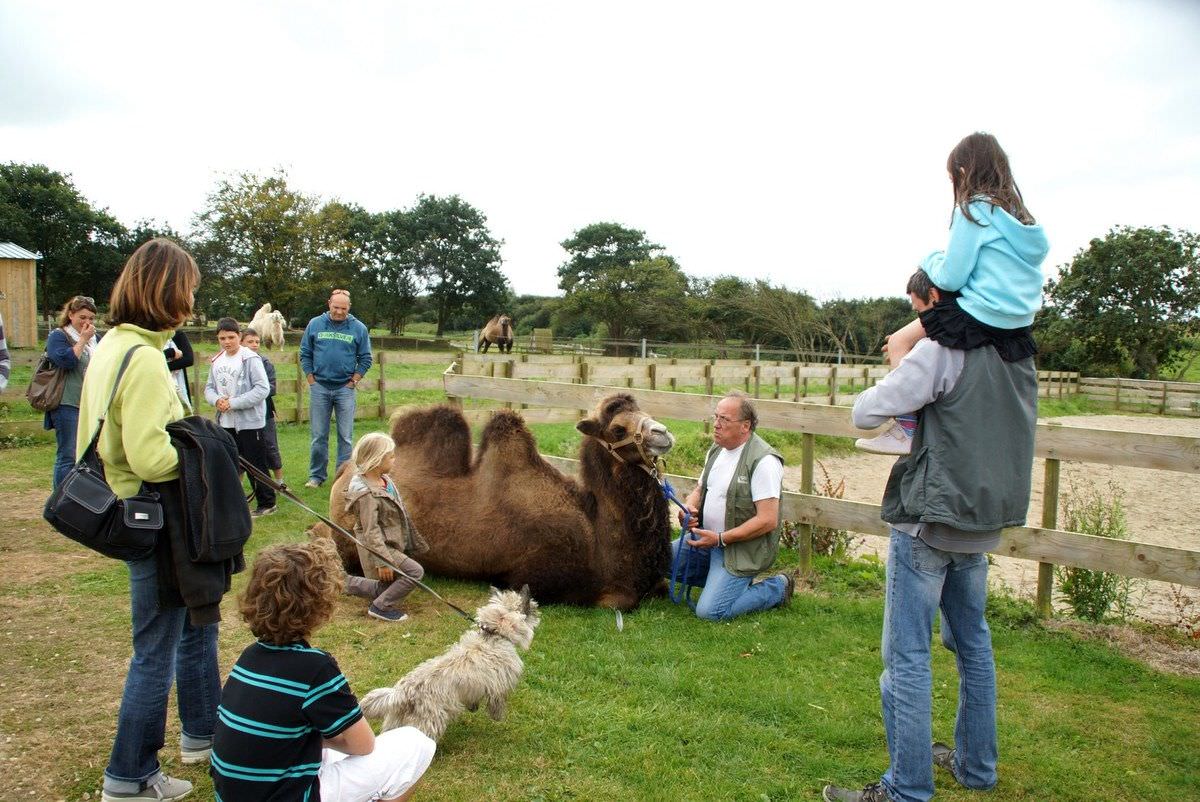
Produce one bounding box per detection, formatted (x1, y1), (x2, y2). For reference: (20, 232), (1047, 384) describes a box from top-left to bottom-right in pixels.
(359, 687), (396, 721)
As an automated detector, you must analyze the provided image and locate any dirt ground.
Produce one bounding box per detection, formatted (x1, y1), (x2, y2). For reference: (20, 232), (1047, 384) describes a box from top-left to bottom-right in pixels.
(783, 414), (1200, 626)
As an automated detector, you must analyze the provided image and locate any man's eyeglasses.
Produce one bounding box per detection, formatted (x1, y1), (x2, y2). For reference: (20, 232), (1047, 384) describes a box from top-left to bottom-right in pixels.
(712, 413), (745, 425)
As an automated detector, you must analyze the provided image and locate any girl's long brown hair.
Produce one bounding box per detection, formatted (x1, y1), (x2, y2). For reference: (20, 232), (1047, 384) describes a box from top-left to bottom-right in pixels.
(947, 132), (1035, 226)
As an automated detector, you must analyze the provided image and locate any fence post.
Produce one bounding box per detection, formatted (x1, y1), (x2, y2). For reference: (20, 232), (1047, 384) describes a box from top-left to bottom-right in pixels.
(648, 363), (658, 391)
(293, 351), (305, 424)
(798, 432), (815, 574)
(670, 358), (678, 393)
(1036, 454), (1061, 619)
(752, 364), (761, 398)
(792, 365), (801, 402)
(1161, 381), (1169, 415)
(828, 365), (839, 406)
(577, 361), (590, 419)
(703, 362), (714, 434)
(190, 361), (203, 413)
(641, 338), (646, 359)
(1115, 377), (1121, 411)
(445, 353), (463, 409)
(377, 351), (388, 419)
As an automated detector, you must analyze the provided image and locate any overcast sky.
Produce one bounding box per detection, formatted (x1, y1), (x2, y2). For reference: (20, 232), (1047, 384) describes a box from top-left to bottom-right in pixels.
(3, 0), (1198, 301)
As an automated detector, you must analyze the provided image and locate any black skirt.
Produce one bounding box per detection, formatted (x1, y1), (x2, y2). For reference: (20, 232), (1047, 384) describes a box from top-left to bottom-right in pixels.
(918, 292), (1037, 363)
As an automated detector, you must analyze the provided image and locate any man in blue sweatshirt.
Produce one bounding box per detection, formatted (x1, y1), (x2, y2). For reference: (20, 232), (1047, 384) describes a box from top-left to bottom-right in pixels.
(299, 289), (372, 488)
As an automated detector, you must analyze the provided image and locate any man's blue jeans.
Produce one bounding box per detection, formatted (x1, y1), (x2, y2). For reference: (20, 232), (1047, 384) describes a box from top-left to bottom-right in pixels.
(879, 529), (997, 802)
(104, 557), (220, 793)
(668, 538), (787, 620)
(309, 382), (357, 484)
(50, 404), (80, 489)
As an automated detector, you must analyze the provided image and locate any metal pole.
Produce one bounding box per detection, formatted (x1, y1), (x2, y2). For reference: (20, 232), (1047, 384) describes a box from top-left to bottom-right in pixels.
(641, 338), (646, 359)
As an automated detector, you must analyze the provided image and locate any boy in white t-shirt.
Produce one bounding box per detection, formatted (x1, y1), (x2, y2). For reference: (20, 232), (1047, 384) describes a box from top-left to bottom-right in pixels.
(204, 317), (276, 516)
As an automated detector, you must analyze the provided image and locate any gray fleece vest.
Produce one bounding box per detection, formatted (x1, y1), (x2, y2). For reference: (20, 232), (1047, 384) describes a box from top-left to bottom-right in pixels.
(881, 347), (1037, 533)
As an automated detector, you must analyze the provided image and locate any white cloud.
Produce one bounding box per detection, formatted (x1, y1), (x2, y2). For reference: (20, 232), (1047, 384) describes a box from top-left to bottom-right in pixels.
(2, 0), (1197, 300)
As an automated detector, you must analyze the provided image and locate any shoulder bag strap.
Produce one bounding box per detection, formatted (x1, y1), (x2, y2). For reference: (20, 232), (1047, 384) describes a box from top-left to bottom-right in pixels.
(78, 344), (150, 466)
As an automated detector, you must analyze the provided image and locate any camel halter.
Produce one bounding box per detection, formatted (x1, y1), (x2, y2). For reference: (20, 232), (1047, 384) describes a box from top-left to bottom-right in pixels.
(593, 413), (661, 478)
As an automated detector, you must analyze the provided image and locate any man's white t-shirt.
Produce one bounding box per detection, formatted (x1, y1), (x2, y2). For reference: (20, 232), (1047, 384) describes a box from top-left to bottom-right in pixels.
(701, 442), (784, 534)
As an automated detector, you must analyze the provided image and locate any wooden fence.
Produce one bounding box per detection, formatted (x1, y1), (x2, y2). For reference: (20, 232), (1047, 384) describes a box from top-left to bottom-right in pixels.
(461, 353), (1079, 404)
(442, 369), (1200, 612)
(1079, 376), (1200, 417)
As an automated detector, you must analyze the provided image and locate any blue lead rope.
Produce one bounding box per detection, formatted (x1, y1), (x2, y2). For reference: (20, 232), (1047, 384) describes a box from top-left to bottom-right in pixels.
(662, 477), (702, 610)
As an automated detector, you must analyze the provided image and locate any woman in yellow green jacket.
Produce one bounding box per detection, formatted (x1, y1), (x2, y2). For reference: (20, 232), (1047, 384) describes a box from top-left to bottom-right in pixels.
(76, 239), (215, 802)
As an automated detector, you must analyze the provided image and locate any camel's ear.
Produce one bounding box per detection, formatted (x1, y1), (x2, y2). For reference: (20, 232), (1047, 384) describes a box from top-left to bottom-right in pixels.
(489, 585), (502, 601)
(576, 418), (603, 438)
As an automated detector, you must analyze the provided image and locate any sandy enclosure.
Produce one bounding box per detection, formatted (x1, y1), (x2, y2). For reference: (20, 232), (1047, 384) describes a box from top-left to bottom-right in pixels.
(781, 414), (1200, 624)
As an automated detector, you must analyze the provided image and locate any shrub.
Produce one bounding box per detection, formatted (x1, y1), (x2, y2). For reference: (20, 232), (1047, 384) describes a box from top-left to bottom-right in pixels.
(781, 460), (857, 560)
(1054, 479), (1142, 622)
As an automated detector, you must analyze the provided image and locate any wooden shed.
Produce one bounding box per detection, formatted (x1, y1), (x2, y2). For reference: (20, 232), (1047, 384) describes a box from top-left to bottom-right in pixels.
(0, 242), (40, 347)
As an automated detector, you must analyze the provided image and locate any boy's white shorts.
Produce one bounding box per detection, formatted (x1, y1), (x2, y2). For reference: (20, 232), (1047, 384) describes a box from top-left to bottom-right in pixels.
(319, 726), (436, 801)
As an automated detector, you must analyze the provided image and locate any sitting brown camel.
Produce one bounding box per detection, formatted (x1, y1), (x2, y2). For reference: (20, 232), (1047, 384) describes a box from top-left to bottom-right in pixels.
(478, 314), (513, 354)
(318, 394), (676, 610)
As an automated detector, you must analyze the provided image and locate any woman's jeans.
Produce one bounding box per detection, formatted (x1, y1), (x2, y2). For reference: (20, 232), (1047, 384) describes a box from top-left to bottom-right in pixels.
(879, 529), (997, 802)
(668, 538), (787, 620)
(104, 557), (220, 793)
(308, 383), (357, 484)
(50, 404), (80, 489)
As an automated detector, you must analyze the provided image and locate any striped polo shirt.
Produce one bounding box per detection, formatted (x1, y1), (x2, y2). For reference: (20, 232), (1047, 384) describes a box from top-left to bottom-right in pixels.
(211, 640), (362, 801)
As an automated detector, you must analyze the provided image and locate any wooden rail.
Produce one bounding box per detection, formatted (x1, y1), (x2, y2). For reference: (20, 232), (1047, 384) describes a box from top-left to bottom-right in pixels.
(1079, 376), (1200, 417)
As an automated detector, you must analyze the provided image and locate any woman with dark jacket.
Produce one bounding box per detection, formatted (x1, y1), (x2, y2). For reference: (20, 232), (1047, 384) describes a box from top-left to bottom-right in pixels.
(45, 295), (100, 488)
(164, 328), (195, 407)
(76, 239), (217, 802)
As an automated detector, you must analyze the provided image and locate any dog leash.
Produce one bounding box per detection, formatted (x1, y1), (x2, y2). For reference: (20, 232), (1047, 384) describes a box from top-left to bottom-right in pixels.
(237, 457), (483, 627)
(661, 477), (702, 610)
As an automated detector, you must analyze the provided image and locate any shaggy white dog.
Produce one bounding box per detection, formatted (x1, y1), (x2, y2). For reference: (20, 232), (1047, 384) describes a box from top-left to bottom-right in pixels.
(248, 302), (287, 349)
(360, 586), (540, 742)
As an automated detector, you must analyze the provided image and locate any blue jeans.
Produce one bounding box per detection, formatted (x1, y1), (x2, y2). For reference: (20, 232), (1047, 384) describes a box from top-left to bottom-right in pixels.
(879, 529), (997, 802)
(668, 538), (787, 620)
(104, 557), (220, 793)
(50, 404), (80, 489)
(309, 383), (357, 484)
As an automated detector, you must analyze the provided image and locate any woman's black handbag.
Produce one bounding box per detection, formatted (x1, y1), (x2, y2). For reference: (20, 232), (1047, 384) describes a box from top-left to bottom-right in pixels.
(43, 345), (164, 561)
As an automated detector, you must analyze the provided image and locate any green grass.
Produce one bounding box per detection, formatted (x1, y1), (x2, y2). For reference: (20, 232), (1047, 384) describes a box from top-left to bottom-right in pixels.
(2, 422), (1199, 801)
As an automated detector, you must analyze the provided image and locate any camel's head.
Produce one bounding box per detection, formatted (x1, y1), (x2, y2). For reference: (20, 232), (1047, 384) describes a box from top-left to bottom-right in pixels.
(270, 310), (286, 328)
(498, 314), (511, 336)
(576, 393), (675, 464)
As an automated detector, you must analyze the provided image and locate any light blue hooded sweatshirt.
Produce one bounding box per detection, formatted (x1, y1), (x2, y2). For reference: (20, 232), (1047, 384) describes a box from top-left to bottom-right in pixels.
(921, 199), (1049, 329)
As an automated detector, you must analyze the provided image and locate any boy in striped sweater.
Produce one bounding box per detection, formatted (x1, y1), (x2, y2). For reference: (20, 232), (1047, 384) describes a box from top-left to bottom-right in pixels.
(211, 539), (434, 802)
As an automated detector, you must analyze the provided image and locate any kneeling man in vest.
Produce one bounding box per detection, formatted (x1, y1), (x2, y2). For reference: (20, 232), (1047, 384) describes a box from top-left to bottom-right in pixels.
(672, 392), (793, 621)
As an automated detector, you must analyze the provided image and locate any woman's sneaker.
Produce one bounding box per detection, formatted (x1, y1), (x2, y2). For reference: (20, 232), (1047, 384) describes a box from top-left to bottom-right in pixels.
(368, 604), (409, 622)
(854, 421), (912, 455)
(180, 743), (212, 765)
(101, 774), (192, 801)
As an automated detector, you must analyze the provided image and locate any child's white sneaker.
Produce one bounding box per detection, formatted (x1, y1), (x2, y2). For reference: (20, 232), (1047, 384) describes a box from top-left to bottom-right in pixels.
(855, 421), (912, 455)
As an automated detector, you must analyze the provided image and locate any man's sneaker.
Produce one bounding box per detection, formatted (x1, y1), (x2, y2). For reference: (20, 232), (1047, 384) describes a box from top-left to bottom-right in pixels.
(822, 782), (890, 802)
(252, 505), (277, 518)
(304, 479), (323, 489)
(368, 604), (409, 623)
(101, 774), (193, 801)
(180, 743), (212, 765)
(854, 421), (912, 455)
(778, 571), (796, 608)
(932, 741), (957, 776)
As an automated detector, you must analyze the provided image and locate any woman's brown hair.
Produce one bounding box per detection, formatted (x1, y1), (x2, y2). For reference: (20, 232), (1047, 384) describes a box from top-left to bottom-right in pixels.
(947, 132), (1035, 226)
(239, 538), (342, 644)
(57, 295), (98, 329)
(107, 238), (201, 331)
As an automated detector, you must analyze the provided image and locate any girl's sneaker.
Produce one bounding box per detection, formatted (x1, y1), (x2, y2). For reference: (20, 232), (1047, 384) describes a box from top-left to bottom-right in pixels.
(368, 604), (409, 622)
(854, 420), (913, 455)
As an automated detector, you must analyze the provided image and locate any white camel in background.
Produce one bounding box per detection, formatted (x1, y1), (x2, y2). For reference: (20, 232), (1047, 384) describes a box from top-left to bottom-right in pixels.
(249, 303), (287, 349)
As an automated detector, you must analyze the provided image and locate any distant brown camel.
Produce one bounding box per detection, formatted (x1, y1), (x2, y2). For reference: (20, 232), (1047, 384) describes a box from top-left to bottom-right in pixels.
(478, 314), (513, 353)
(315, 394), (676, 610)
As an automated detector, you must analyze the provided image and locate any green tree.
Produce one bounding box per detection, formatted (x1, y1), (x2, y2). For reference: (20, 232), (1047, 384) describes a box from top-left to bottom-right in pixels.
(690, 275), (755, 346)
(407, 194), (508, 336)
(1043, 226), (1200, 378)
(193, 169), (324, 322)
(557, 222), (689, 342)
(820, 297), (913, 359)
(365, 209), (423, 334)
(735, 281), (830, 358)
(0, 162), (127, 317)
